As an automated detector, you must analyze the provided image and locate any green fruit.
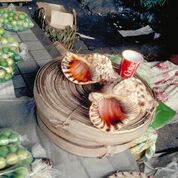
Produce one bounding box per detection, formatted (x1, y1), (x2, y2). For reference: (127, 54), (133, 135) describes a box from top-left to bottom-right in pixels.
(17, 149), (29, 160)
(1, 38), (8, 45)
(9, 144), (18, 153)
(5, 67), (13, 74)
(6, 58), (14, 66)
(2, 47), (10, 53)
(0, 157), (6, 169)
(0, 27), (5, 36)
(15, 167), (28, 176)
(1, 128), (11, 137)
(0, 146), (9, 157)
(9, 133), (19, 143)
(4, 73), (12, 81)
(19, 14), (26, 20)
(6, 153), (18, 165)
(3, 18), (8, 24)
(14, 175), (25, 178)
(0, 69), (5, 79)
(11, 21), (17, 27)
(0, 135), (9, 145)
(0, 60), (8, 67)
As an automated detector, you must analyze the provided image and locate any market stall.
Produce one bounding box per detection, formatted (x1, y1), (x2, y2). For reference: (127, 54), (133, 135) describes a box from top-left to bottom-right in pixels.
(0, 3), (177, 178)
(0, 5), (141, 178)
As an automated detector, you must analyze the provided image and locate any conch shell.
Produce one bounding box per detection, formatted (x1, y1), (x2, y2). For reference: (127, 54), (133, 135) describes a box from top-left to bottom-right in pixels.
(111, 77), (155, 114)
(61, 52), (119, 85)
(89, 92), (140, 133)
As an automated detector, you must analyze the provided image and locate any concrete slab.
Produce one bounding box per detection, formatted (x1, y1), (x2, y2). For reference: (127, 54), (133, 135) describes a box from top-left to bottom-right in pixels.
(17, 61), (39, 74)
(18, 33), (38, 42)
(12, 75), (26, 89)
(25, 41), (45, 51)
(30, 49), (51, 61)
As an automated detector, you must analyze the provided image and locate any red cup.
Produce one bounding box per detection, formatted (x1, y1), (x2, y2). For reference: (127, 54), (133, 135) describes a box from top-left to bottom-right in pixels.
(119, 50), (143, 78)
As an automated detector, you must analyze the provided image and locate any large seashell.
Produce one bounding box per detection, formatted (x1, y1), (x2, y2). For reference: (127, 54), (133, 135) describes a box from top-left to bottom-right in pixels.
(61, 52), (94, 84)
(61, 52), (119, 85)
(89, 92), (140, 133)
(111, 77), (155, 114)
(90, 53), (119, 82)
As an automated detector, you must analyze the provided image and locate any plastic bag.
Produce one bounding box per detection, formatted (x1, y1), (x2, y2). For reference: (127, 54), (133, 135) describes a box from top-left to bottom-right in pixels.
(0, 144), (33, 170)
(130, 128), (158, 162)
(1, 9), (34, 32)
(0, 47), (20, 82)
(0, 35), (19, 52)
(0, 128), (20, 146)
(0, 167), (29, 178)
(149, 101), (176, 129)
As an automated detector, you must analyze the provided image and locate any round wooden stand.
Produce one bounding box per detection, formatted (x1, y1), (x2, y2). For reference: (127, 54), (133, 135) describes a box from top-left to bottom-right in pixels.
(34, 58), (155, 157)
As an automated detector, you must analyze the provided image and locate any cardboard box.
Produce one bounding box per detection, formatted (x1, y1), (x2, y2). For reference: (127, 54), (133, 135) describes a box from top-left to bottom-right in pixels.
(37, 2), (74, 30)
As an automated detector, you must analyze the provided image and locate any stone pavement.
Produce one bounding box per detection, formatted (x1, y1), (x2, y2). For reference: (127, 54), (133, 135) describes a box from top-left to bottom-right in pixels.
(12, 22), (60, 97)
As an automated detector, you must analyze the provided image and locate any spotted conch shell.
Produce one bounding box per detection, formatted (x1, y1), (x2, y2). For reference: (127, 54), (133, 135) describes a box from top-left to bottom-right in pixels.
(111, 77), (156, 115)
(61, 52), (119, 85)
(89, 92), (140, 133)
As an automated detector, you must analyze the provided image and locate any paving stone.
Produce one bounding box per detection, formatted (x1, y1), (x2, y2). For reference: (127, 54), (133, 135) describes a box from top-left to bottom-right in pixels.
(12, 75), (26, 89)
(45, 45), (60, 58)
(31, 49), (52, 61)
(17, 61), (39, 74)
(19, 33), (38, 42)
(25, 41), (45, 51)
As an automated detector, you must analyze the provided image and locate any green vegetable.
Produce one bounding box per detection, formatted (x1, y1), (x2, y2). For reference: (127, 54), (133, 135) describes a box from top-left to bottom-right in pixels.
(9, 133), (19, 143)
(9, 144), (18, 153)
(1, 128), (11, 137)
(0, 146), (8, 157)
(17, 149), (29, 161)
(0, 135), (9, 145)
(6, 153), (18, 165)
(0, 157), (6, 169)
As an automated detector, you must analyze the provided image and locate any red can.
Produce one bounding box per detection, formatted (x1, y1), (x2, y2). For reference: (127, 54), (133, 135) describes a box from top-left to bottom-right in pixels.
(119, 50), (143, 78)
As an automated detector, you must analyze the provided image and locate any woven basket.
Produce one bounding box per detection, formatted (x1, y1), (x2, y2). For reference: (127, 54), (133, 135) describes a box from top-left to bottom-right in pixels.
(33, 7), (76, 50)
(34, 54), (157, 157)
